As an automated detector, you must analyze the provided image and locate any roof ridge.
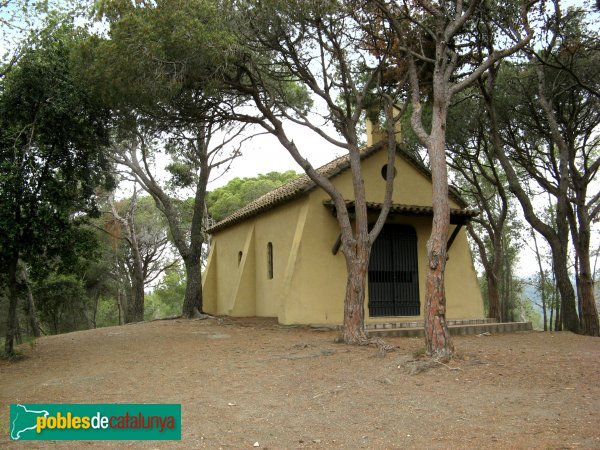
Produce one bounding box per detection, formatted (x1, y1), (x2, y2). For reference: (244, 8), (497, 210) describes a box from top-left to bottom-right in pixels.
(207, 143), (467, 234)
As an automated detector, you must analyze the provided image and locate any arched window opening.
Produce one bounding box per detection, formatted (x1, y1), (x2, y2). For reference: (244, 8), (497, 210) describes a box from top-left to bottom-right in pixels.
(238, 251), (243, 266)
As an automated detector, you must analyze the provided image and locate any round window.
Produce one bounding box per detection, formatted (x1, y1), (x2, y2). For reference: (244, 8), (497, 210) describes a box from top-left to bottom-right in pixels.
(381, 164), (397, 180)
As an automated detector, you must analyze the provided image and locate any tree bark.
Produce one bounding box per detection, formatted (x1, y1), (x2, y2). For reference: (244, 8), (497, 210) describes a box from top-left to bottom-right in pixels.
(116, 287), (124, 325)
(486, 272), (501, 321)
(182, 257), (203, 318)
(341, 242), (370, 344)
(554, 198), (580, 333)
(424, 103), (454, 360)
(466, 224), (503, 321)
(25, 282), (42, 337)
(111, 194), (145, 323)
(574, 228), (599, 336)
(531, 230), (548, 331)
(568, 203), (599, 336)
(181, 132), (210, 318)
(553, 273), (562, 331)
(125, 212), (145, 323)
(126, 267), (145, 323)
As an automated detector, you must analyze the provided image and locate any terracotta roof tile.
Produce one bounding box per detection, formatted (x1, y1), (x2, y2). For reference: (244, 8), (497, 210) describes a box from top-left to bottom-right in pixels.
(207, 143), (468, 234)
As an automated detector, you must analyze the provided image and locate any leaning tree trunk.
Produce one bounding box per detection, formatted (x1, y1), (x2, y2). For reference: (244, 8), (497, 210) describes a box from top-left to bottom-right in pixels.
(424, 103), (454, 360)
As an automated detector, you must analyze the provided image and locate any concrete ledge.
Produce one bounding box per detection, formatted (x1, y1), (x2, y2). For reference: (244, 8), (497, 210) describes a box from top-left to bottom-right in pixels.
(367, 321), (533, 338)
(366, 318), (498, 330)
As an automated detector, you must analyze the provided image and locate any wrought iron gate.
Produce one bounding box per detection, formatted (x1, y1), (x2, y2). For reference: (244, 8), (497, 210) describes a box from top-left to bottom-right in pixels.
(368, 224), (420, 316)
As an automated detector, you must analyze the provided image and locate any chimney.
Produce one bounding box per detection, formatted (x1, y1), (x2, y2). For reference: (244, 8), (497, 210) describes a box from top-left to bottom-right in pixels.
(365, 106), (402, 146)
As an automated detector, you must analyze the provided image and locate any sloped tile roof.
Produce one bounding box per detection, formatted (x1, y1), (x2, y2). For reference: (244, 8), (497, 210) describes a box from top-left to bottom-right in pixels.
(207, 143), (468, 234)
(322, 200), (479, 223)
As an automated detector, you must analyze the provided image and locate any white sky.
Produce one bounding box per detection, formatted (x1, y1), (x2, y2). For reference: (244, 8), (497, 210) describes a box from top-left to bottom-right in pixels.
(207, 121), (341, 189)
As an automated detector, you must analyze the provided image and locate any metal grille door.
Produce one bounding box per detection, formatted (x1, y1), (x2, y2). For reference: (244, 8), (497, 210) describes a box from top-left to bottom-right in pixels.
(368, 224), (420, 317)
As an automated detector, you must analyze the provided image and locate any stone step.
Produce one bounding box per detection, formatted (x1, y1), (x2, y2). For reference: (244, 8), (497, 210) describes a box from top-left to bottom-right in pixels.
(366, 318), (498, 330)
(366, 321), (533, 338)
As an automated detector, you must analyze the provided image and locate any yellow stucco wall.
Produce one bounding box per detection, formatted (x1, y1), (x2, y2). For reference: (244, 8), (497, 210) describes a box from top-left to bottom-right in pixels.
(202, 147), (484, 324)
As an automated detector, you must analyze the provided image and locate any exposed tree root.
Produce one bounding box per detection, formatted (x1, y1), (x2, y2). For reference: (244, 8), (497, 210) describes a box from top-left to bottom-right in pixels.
(427, 348), (454, 364)
(334, 332), (398, 357)
(150, 311), (217, 322)
(369, 337), (399, 357)
(434, 360), (462, 371)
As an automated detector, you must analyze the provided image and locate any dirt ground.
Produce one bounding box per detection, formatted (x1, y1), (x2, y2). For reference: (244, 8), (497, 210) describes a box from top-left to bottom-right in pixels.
(0, 317), (599, 449)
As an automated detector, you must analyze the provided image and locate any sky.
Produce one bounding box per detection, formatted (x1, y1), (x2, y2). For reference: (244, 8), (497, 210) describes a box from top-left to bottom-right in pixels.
(206, 121), (341, 190)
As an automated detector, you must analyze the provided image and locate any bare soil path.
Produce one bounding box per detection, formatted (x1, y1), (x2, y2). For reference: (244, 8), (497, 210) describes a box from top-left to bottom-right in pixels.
(1, 317), (599, 449)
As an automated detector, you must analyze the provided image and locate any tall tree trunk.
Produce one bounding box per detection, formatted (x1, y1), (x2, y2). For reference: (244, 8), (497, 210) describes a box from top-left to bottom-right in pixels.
(116, 286), (124, 325)
(505, 256), (514, 322)
(553, 265), (562, 331)
(181, 143), (210, 318)
(342, 244), (370, 344)
(554, 205), (579, 333)
(576, 237), (599, 336)
(569, 206), (599, 336)
(534, 61), (581, 333)
(424, 105), (454, 360)
(468, 223), (503, 321)
(4, 254), (20, 356)
(126, 267), (145, 323)
(549, 278), (555, 331)
(532, 231), (548, 331)
(111, 194), (145, 323)
(500, 239), (509, 322)
(25, 283), (41, 337)
(126, 223), (145, 323)
(484, 71), (579, 333)
(18, 265), (42, 337)
(182, 256), (203, 318)
(487, 272), (501, 321)
(90, 290), (99, 329)
(490, 233), (505, 321)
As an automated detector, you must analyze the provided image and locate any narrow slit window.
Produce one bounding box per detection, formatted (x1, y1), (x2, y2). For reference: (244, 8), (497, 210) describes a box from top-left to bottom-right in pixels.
(267, 242), (273, 279)
(238, 251), (243, 266)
